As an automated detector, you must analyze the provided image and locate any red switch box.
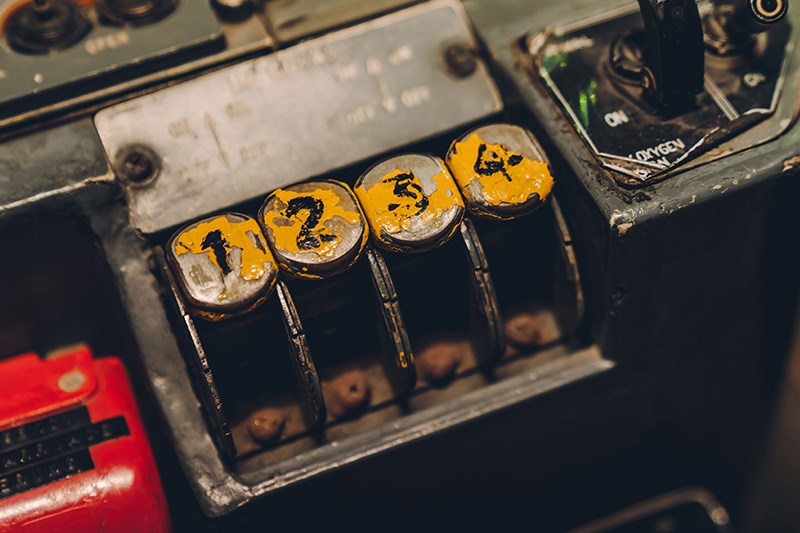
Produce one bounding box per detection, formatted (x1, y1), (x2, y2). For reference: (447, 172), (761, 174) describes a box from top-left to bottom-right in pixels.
(0, 346), (171, 532)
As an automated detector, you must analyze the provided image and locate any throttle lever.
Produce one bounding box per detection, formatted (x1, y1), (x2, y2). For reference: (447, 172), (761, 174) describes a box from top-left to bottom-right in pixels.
(637, 0), (705, 112)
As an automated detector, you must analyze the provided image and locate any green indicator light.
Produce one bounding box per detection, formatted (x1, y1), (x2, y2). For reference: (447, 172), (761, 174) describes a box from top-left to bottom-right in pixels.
(577, 79), (598, 128)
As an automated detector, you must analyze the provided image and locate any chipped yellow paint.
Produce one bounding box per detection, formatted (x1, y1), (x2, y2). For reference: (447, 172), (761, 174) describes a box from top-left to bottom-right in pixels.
(355, 169), (463, 242)
(448, 132), (553, 207)
(192, 294), (270, 322)
(398, 351), (415, 368)
(262, 187), (361, 260)
(174, 216), (275, 285)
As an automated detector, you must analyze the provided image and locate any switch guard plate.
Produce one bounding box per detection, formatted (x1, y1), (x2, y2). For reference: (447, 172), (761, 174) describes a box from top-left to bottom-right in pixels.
(528, 3), (798, 187)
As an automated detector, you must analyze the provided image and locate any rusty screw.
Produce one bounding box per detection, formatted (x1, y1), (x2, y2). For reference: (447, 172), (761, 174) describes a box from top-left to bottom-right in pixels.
(324, 368), (371, 420)
(444, 44), (477, 78)
(247, 408), (286, 444)
(505, 313), (543, 350)
(505, 308), (558, 353)
(115, 145), (160, 185)
(415, 336), (466, 383)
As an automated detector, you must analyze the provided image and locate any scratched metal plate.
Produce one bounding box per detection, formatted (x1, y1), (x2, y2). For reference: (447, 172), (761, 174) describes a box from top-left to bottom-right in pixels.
(95, 0), (502, 234)
(264, 0), (419, 43)
(264, 0), (419, 42)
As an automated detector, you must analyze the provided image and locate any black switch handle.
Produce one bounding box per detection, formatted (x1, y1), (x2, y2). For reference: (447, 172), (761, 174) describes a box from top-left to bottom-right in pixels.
(637, 0), (705, 111)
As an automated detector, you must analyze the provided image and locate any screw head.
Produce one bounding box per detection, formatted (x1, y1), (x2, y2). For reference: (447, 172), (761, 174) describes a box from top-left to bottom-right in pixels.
(114, 144), (160, 186)
(444, 44), (477, 78)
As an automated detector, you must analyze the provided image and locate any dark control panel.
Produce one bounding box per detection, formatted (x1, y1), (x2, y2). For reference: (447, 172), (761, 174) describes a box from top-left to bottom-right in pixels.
(0, 0), (273, 128)
(529, 0), (796, 185)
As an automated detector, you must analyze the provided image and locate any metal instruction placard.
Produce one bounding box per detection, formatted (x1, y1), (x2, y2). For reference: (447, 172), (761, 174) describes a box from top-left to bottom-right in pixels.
(95, 0), (502, 233)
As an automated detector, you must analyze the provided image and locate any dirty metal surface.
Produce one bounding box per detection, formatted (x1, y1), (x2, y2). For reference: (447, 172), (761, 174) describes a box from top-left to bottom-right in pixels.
(264, 0), (419, 43)
(95, 0), (503, 234)
(468, 0), (800, 384)
(0, 120), (113, 218)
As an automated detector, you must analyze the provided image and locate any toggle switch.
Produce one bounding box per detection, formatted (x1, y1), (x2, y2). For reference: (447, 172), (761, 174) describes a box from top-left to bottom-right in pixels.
(167, 213), (279, 320)
(446, 124), (554, 221)
(259, 180), (368, 280)
(355, 154), (465, 253)
(4, 0), (91, 54)
(609, 0), (705, 112)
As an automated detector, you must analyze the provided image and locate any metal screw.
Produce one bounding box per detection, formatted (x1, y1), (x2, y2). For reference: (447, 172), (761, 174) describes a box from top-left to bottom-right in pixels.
(247, 408), (287, 444)
(323, 368), (371, 419)
(115, 145), (160, 185)
(444, 44), (477, 78)
(505, 313), (543, 350)
(415, 336), (466, 383)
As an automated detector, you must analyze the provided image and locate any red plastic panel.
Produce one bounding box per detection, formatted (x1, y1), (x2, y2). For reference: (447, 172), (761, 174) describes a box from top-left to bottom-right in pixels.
(0, 347), (172, 532)
(0, 348), (97, 429)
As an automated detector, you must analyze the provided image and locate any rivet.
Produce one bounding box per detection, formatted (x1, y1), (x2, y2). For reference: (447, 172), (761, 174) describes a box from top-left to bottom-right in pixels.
(58, 370), (86, 393)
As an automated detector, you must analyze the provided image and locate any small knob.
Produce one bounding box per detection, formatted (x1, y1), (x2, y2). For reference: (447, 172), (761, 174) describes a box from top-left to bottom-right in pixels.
(705, 0), (789, 54)
(4, 0), (91, 54)
(747, 0), (789, 28)
(96, 0), (177, 26)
